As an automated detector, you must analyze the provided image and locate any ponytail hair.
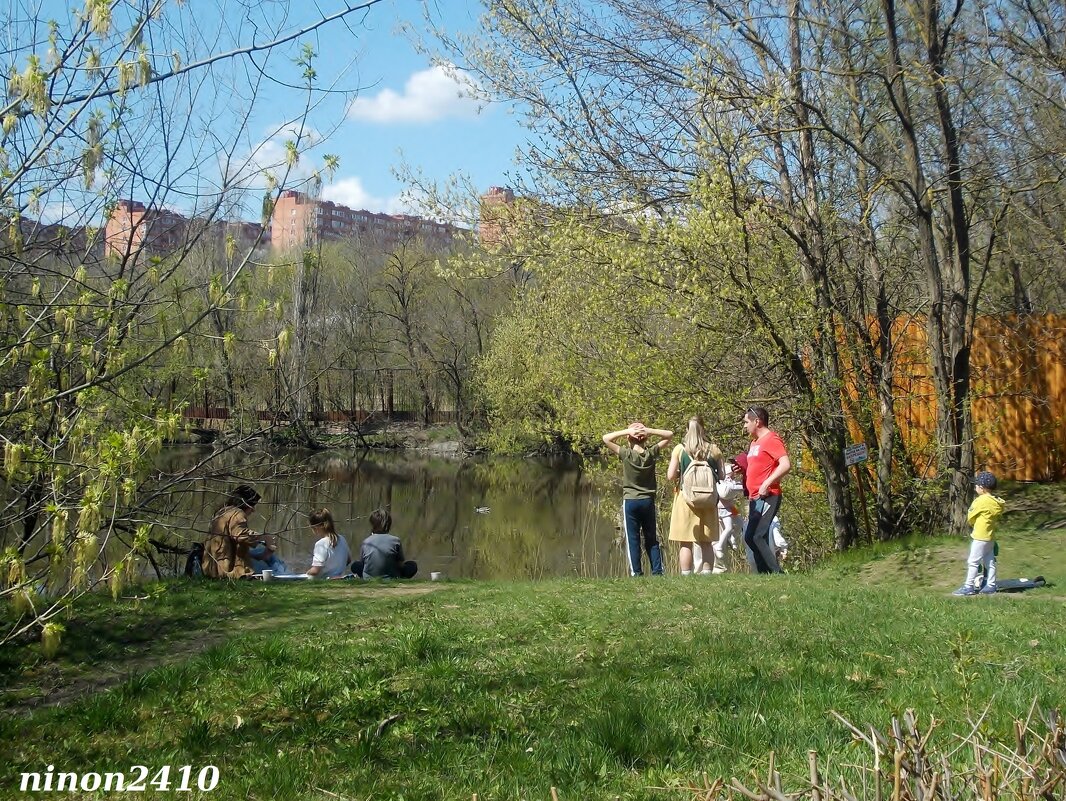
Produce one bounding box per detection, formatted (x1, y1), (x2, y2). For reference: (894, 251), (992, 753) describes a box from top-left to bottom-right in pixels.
(681, 416), (711, 461)
(682, 416), (724, 475)
(308, 508), (338, 547)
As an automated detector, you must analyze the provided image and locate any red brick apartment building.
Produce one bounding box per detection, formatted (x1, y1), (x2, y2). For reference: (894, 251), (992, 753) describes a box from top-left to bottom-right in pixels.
(101, 188), (510, 260)
(11, 217), (104, 260)
(478, 186), (515, 248)
(104, 200), (266, 260)
(269, 190), (457, 253)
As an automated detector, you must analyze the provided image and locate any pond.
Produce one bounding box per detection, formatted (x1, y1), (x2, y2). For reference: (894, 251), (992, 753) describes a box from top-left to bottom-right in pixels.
(154, 447), (629, 580)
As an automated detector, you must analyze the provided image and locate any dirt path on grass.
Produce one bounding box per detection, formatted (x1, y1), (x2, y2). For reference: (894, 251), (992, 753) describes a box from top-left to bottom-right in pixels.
(4, 584), (445, 717)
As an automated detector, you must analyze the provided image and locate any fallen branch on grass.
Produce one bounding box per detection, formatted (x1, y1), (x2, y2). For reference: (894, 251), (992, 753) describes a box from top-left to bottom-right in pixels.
(374, 713), (403, 738)
(476, 707), (1065, 801)
(724, 707), (1064, 801)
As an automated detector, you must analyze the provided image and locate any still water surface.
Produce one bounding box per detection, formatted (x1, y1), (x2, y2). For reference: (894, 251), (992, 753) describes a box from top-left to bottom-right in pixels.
(159, 447), (628, 580)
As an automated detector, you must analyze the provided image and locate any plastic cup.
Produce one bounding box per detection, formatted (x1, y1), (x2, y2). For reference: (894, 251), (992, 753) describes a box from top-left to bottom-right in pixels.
(430, 571), (443, 581)
(261, 569), (274, 581)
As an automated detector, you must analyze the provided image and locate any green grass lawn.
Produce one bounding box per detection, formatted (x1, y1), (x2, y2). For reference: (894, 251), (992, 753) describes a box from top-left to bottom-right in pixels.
(1, 492), (1064, 800)
(819, 480), (1066, 599)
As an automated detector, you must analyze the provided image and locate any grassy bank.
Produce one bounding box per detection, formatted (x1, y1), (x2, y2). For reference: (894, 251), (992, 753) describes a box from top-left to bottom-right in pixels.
(819, 480), (1066, 597)
(2, 483), (1064, 799)
(2, 561), (1064, 799)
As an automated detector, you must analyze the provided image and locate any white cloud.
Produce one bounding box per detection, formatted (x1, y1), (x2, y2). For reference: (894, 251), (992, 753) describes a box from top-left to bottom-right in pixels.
(348, 65), (482, 124)
(37, 199), (81, 225)
(321, 177), (407, 214)
(222, 123), (325, 193)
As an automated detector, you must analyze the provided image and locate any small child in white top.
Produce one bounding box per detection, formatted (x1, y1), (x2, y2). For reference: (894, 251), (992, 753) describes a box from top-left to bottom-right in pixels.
(770, 517), (788, 562)
(704, 455), (748, 573)
(305, 508), (352, 579)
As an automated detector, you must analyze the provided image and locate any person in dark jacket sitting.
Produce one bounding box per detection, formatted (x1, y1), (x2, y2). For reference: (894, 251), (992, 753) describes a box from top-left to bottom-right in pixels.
(351, 509), (417, 579)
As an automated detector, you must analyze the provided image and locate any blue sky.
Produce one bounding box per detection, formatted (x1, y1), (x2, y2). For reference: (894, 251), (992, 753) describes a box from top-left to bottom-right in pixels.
(243, 0), (525, 218)
(28, 0), (526, 224)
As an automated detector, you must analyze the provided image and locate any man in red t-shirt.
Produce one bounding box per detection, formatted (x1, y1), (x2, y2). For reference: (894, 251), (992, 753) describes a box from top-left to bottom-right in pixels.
(741, 406), (791, 573)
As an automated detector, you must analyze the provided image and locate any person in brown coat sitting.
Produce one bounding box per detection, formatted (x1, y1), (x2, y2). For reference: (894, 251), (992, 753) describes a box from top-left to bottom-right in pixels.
(202, 485), (264, 579)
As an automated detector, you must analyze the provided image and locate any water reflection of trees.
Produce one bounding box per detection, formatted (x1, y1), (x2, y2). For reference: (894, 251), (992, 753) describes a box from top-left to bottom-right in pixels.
(147, 449), (624, 579)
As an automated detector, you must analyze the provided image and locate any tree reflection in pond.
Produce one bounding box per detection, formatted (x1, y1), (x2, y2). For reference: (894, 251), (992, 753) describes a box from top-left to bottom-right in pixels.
(154, 447), (627, 579)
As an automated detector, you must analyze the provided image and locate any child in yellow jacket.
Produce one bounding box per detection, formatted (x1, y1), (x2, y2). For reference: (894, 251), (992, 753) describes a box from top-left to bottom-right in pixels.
(953, 471), (1006, 596)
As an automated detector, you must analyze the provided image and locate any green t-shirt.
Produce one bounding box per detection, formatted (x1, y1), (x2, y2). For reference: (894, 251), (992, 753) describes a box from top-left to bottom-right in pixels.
(618, 443), (662, 500)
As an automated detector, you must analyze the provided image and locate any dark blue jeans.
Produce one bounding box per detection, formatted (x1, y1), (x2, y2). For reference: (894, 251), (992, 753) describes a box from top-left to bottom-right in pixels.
(351, 559), (418, 580)
(623, 497), (663, 576)
(744, 494), (783, 574)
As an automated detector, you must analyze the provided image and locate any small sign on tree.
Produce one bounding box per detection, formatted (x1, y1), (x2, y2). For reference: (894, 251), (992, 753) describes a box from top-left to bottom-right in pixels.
(844, 443), (869, 467)
(845, 442), (872, 539)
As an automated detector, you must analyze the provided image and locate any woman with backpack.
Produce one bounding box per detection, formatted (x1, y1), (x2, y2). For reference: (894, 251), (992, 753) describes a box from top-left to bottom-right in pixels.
(667, 416), (726, 575)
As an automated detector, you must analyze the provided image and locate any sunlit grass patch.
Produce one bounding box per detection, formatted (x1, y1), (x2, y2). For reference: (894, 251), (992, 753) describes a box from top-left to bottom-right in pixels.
(1, 530), (1064, 799)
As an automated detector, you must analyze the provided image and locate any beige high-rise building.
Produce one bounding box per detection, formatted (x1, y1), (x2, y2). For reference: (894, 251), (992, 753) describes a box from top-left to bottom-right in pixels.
(104, 200), (187, 259)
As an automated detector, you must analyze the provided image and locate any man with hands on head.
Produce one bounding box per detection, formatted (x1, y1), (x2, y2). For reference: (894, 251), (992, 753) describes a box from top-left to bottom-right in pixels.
(602, 421), (674, 576)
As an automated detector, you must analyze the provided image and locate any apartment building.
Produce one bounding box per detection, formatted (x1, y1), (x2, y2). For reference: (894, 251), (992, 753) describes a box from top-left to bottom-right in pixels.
(105, 200), (187, 259)
(269, 190), (457, 253)
(104, 200), (266, 261)
(478, 186), (516, 248)
(10, 217), (104, 261)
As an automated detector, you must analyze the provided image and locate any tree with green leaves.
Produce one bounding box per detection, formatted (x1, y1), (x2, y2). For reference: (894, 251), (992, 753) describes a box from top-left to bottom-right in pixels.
(430, 0), (1066, 543)
(0, 0), (381, 647)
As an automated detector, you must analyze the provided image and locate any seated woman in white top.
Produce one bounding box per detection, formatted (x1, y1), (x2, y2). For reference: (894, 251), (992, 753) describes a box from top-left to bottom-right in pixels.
(305, 508), (351, 579)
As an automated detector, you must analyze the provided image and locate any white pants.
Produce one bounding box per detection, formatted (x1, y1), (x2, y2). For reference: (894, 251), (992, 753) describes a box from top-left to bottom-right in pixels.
(711, 514), (739, 573)
(964, 539), (997, 589)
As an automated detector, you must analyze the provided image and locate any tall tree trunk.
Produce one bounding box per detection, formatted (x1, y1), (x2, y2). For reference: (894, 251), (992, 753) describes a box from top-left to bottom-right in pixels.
(873, 291), (898, 540)
(787, 0), (860, 549)
(289, 246), (321, 447)
(924, 0), (975, 534)
(1009, 259), (1034, 314)
(881, 0), (973, 533)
